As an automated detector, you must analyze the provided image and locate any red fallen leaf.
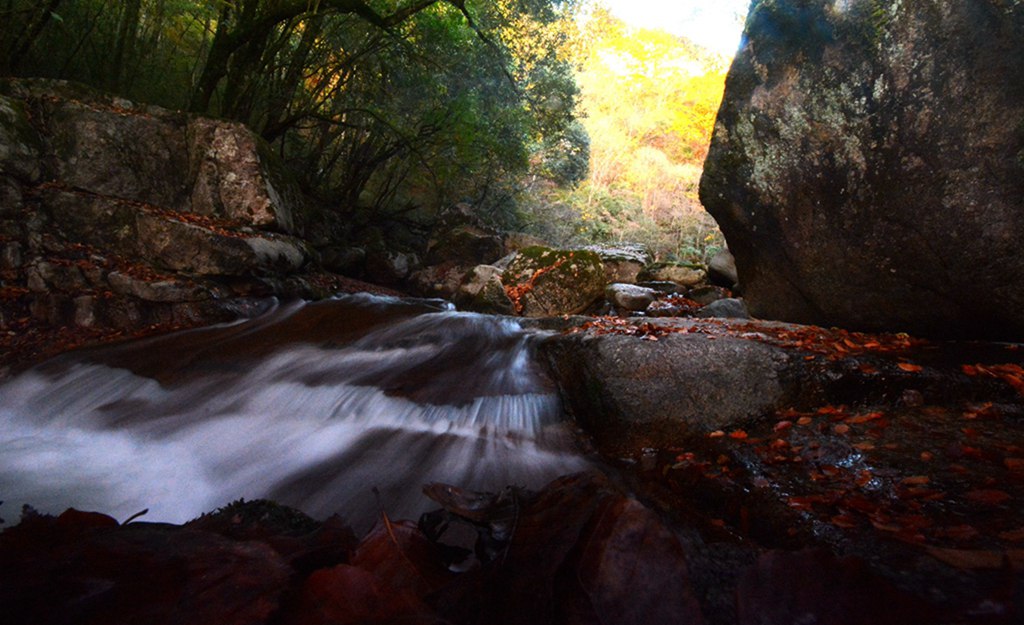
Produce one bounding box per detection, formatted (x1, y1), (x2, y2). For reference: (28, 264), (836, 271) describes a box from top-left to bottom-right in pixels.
(816, 405), (846, 415)
(708, 430), (725, 438)
(920, 451), (934, 461)
(729, 430), (749, 440)
(774, 420), (793, 432)
(961, 445), (984, 459)
(870, 519), (902, 533)
(833, 424), (851, 435)
(852, 442), (876, 451)
(965, 489), (1012, 505)
(905, 489), (947, 501)
(925, 547), (1024, 570)
(847, 412), (884, 424)
(787, 494), (835, 510)
(896, 514), (933, 529)
(831, 514), (860, 529)
(934, 524), (980, 541)
(962, 364), (980, 376)
(899, 476), (931, 486)
(998, 527), (1024, 542)
(1005, 458), (1024, 472)
(797, 416), (814, 426)
(842, 494), (878, 513)
(897, 362), (923, 372)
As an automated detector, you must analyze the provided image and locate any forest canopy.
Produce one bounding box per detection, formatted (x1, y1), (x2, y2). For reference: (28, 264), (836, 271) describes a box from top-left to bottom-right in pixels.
(0, 0), (730, 261)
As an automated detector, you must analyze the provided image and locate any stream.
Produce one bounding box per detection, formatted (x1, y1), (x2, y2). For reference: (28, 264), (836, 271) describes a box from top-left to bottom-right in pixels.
(0, 294), (590, 532)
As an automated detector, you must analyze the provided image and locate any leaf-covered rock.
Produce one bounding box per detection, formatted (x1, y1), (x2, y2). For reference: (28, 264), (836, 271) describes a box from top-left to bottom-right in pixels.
(502, 246), (605, 317)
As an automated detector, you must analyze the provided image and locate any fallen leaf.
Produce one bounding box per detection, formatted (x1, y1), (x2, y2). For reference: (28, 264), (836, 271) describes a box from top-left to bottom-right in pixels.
(899, 476), (931, 486)
(1004, 458), (1024, 472)
(925, 547), (1024, 570)
(964, 489), (1012, 506)
(831, 514), (859, 529)
(998, 528), (1024, 542)
(847, 412), (884, 424)
(897, 362), (923, 372)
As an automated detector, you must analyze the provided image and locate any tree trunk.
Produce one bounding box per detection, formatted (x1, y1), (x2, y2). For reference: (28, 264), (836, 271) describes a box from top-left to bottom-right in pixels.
(6, 0), (63, 73)
(110, 0), (142, 91)
(188, 0), (441, 114)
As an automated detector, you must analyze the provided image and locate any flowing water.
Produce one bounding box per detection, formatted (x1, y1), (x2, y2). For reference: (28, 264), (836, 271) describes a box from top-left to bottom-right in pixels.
(0, 294), (590, 532)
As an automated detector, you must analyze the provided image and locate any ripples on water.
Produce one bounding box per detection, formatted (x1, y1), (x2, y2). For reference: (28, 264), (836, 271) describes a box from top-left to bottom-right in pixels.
(0, 294), (589, 531)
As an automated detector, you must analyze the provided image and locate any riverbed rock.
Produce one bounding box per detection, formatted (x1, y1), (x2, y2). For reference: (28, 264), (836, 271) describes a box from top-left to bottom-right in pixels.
(425, 223), (504, 267)
(585, 244), (650, 284)
(695, 297), (750, 320)
(639, 262), (706, 287)
(700, 0), (1024, 340)
(542, 323), (800, 448)
(707, 248), (738, 290)
(137, 213), (307, 276)
(502, 246), (605, 317)
(454, 264), (514, 315)
(605, 283), (657, 312)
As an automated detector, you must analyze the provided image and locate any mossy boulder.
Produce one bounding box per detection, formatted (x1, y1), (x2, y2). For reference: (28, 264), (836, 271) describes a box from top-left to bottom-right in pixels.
(502, 246), (605, 317)
(700, 0), (1024, 339)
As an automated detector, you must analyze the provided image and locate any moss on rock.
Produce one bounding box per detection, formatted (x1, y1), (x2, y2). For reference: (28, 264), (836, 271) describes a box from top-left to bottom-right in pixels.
(502, 246), (605, 317)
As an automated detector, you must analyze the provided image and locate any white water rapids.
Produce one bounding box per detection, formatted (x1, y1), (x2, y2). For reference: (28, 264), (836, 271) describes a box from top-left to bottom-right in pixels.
(0, 294), (590, 531)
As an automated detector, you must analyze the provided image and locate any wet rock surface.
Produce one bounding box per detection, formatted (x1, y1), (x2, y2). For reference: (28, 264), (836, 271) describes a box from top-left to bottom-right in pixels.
(700, 0), (1024, 340)
(542, 315), (1024, 623)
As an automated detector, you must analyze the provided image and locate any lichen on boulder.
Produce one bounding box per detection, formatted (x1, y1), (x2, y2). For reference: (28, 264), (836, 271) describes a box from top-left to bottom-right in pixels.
(700, 0), (1024, 340)
(502, 246), (605, 317)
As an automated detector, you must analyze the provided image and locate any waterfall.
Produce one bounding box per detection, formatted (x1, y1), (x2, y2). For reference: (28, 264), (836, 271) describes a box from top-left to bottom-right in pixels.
(0, 294), (589, 532)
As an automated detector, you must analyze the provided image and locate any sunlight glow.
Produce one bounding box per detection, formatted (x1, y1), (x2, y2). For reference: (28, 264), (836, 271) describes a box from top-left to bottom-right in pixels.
(599, 0), (749, 56)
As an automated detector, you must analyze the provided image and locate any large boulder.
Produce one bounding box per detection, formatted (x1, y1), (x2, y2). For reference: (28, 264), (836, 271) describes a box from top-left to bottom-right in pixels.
(188, 118), (300, 233)
(584, 244), (650, 284)
(454, 264), (514, 315)
(502, 246), (605, 317)
(542, 323), (801, 448)
(700, 1), (1024, 340)
(2, 78), (301, 234)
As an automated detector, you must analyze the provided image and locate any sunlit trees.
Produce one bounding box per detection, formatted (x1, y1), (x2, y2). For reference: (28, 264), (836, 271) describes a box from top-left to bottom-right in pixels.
(522, 6), (728, 262)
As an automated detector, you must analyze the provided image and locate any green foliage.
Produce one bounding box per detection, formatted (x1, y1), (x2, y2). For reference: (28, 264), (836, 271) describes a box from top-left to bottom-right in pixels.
(0, 0), (585, 234)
